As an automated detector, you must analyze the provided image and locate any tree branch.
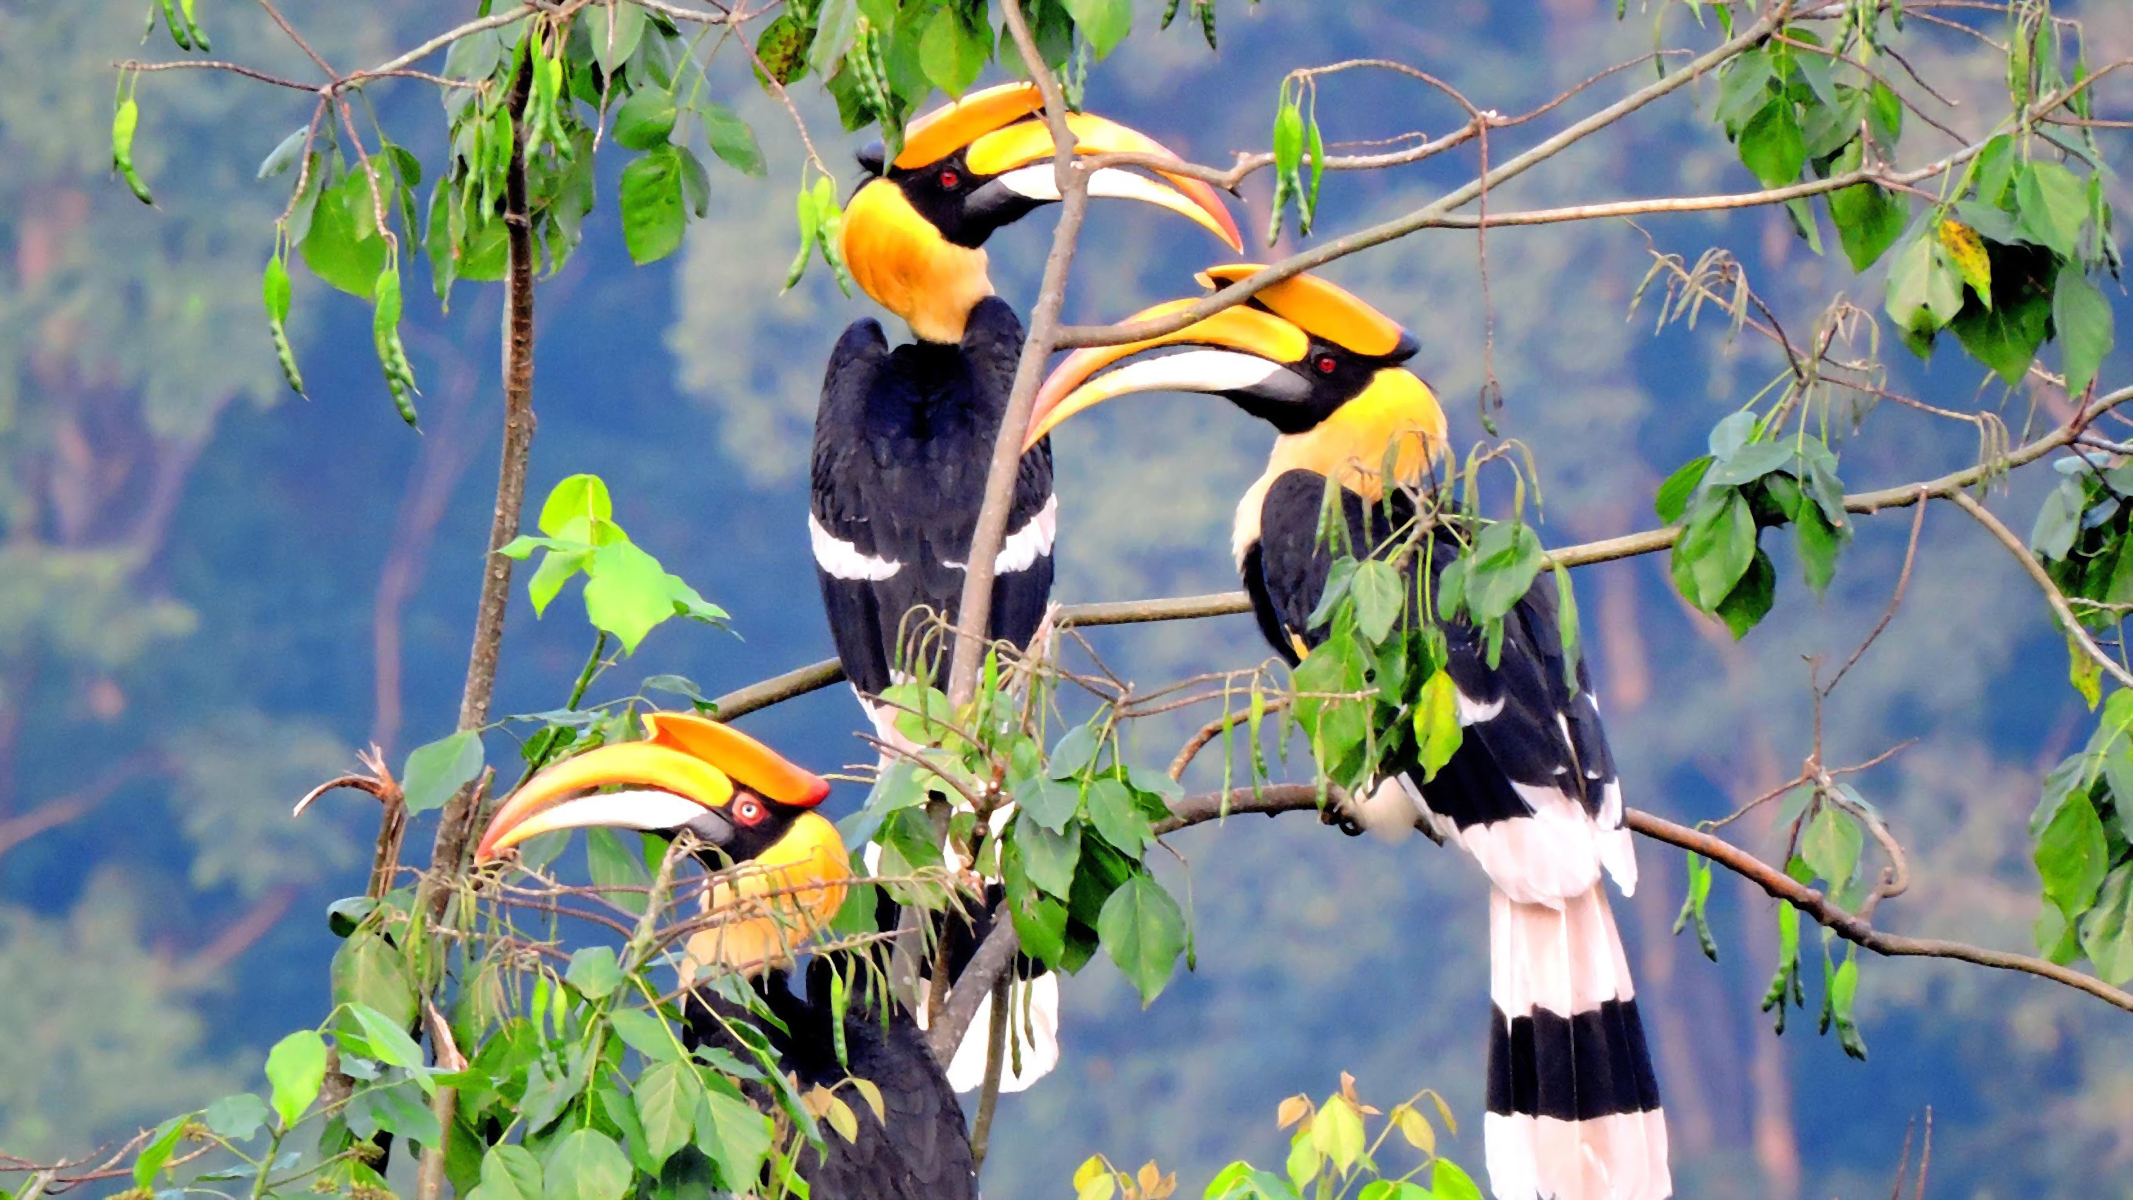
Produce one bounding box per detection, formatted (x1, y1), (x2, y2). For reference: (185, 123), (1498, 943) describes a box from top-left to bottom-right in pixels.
(942, 0), (1088, 707)
(1946, 489), (2133, 691)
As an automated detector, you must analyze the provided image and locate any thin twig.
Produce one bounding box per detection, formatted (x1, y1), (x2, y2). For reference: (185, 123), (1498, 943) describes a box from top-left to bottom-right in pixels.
(1948, 490), (2133, 691)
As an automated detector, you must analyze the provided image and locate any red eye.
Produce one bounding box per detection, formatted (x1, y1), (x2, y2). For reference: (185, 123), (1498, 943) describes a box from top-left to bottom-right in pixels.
(939, 168), (961, 190)
(1315, 354), (1339, 375)
(734, 798), (766, 826)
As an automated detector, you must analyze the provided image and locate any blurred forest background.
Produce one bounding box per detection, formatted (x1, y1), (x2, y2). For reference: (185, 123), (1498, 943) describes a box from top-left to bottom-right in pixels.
(1, 1), (2128, 1197)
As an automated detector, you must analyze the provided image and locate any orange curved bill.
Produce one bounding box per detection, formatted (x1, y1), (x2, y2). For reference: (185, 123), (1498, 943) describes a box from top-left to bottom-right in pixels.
(894, 82), (1045, 171)
(1196, 265), (1415, 359)
(475, 742), (735, 860)
(1023, 300), (1309, 449)
(966, 114), (1243, 251)
(643, 712), (831, 808)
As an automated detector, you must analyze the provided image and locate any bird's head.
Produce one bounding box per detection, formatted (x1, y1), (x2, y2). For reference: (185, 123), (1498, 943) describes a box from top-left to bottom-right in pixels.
(1024, 266), (1446, 491)
(840, 82), (1242, 343)
(475, 712), (849, 975)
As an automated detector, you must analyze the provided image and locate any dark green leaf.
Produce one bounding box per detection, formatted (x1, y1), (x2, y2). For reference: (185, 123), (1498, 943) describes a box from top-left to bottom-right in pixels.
(917, 5), (989, 96)
(1349, 560), (1404, 644)
(402, 730), (483, 816)
(610, 1007), (683, 1063)
(468, 1144), (543, 1200)
(1950, 271), (2053, 385)
(1049, 725), (1100, 779)
(1705, 441), (1796, 488)
(1714, 548), (1777, 639)
(586, 2), (647, 75)
(1738, 100), (1806, 187)
(694, 1089), (772, 1190)
(1015, 774), (1081, 833)
(1830, 181), (1907, 273)
(299, 173), (388, 298)
(1794, 504), (1842, 597)
(1654, 456), (1713, 523)
(1677, 488), (1758, 609)
(634, 1061), (700, 1168)
(2017, 161), (2087, 257)
(754, 13), (815, 86)
(1098, 874), (1187, 1006)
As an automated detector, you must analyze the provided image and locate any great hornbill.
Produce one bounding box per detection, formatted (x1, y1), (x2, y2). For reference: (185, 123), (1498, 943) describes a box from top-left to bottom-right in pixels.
(812, 82), (1242, 1091)
(475, 713), (976, 1200)
(1024, 269), (1671, 1200)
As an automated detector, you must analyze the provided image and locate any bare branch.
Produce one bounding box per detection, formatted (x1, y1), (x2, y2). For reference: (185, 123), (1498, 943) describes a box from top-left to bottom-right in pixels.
(1947, 489), (2133, 691)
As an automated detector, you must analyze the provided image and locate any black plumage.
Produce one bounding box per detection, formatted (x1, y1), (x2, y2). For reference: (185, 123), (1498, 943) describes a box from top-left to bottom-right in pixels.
(684, 961), (976, 1200)
(811, 296), (1055, 700)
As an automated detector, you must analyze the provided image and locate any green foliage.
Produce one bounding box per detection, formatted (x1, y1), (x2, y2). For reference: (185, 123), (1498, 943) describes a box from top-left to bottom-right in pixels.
(501, 474), (730, 653)
(1265, 75), (1325, 244)
(2028, 691), (2133, 985)
(1663, 411), (1849, 634)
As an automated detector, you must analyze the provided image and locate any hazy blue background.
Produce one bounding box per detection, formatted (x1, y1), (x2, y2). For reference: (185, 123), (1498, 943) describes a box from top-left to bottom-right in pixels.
(1, 1), (2128, 1196)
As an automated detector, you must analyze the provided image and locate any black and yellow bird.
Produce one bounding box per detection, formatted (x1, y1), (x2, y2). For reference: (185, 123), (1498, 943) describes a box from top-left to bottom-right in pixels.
(812, 83), (1241, 1091)
(476, 713), (976, 1200)
(813, 80), (1241, 750)
(1024, 269), (1671, 1200)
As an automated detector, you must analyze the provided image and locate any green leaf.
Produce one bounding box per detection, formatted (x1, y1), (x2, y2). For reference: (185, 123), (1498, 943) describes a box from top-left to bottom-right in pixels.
(1830, 181), (1906, 273)
(1884, 232), (1964, 343)
(1462, 522), (1545, 624)
(402, 730), (484, 815)
(299, 173), (388, 298)
(1738, 100), (1806, 187)
(2079, 865), (2133, 985)
(2035, 788), (2109, 918)
(345, 1001), (431, 1085)
(620, 145), (690, 265)
(331, 924), (418, 1031)
(613, 87), (677, 151)
(610, 1007), (684, 1063)
(257, 126), (307, 179)
(1677, 488), (1757, 609)
(1349, 560), (1404, 644)
(584, 540), (679, 652)
(2053, 269), (2114, 400)
(133, 1116), (188, 1188)
(530, 548), (591, 616)
(1801, 804), (1863, 892)
(1714, 548), (1777, 639)
(633, 1061), (701, 1168)
(588, 826), (653, 914)
(1085, 778), (1152, 854)
(566, 945), (625, 1000)
(1950, 271), (2053, 385)
(917, 5), (989, 97)
(1062, 0), (1132, 57)
(1049, 725), (1101, 779)
(2017, 161), (2088, 257)
(754, 13), (816, 85)
(545, 1128), (633, 1200)
(1654, 456), (1713, 523)
(681, 105), (759, 180)
(2031, 477), (2085, 560)
(1097, 874), (1187, 1006)
(1432, 1158), (1486, 1200)
(204, 1092), (270, 1142)
(586, 0), (647, 75)
(351, 1078), (443, 1145)
(1015, 812), (1082, 898)
(1412, 669), (1461, 782)
(265, 1029), (329, 1129)
(694, 1088), (773, 1190)
(468, 1144), (543, 1200)
(1794, 504), (1842, 597)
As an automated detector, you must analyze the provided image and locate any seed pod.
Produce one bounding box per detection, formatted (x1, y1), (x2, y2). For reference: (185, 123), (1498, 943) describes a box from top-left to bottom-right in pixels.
(263, 251), (304, 395)
(112, 96), (153, 205)
(158, 0), (192, 50)
(372, 264), (419, 427)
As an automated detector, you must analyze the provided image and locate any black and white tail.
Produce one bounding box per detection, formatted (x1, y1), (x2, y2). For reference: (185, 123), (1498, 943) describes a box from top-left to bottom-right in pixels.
(1484, 883), (1667, 1200)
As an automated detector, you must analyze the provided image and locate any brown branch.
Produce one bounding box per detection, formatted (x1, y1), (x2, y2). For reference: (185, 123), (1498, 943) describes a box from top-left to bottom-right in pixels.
(942, 0), (1088, 708)
(0, 752), (156, 861)
(1946, 489), (2133, 691)
(924, 907), (1020, 1061)
(162, 884), (299, 988)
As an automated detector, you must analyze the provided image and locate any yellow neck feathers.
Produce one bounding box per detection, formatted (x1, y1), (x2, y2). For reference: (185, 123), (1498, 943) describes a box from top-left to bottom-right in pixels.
(1233, 370), (1447, 566)
(839, 179), (994, 344)
(1271, 369), (1446, 494)
(681, 812), (851, 979)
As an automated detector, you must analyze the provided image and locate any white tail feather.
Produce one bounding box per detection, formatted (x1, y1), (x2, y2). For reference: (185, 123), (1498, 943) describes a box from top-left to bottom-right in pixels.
(915, 972), (1062, 1094)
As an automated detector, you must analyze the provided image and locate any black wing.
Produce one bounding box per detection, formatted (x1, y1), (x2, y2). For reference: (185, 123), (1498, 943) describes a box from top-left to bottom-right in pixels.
(810, 301), (1054, 699)
(1245, 470), (1624, 874)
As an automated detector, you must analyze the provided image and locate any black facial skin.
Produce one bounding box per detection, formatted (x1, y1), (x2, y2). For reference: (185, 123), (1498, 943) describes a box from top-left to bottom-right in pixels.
(855, 142), (1048, 250)
(1203, 333), (1415, 436)
(679, 789), (808, 868)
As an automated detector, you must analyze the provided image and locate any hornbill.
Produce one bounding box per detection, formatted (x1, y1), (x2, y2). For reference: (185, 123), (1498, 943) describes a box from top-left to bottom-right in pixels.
(475, 712), (977, 1200)
(812, 82), (1242, 1091)
(1023, 269), (1671, 1200)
